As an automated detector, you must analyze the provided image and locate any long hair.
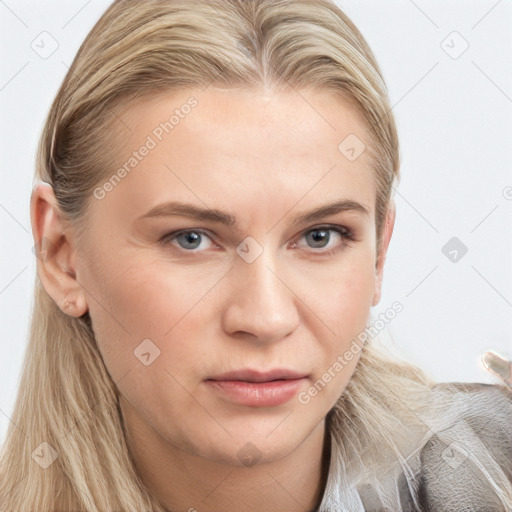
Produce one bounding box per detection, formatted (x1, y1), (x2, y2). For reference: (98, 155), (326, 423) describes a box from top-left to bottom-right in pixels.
(1, 1), (446, 510)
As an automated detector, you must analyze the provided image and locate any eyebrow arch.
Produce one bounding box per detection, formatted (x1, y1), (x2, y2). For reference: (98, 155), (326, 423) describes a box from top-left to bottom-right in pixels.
(137, 199), (369, 229)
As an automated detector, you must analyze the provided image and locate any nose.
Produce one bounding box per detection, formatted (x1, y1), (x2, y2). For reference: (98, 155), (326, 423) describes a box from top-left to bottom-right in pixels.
(221, 246), (300, 343)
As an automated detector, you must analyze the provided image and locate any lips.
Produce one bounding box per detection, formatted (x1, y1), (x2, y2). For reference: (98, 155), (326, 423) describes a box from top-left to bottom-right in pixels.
(207, 368), (308, 383)
(204, 368), (309, 407)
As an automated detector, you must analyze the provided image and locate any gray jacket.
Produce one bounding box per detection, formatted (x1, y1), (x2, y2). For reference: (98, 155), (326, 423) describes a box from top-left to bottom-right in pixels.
(317, 382), (512, 511)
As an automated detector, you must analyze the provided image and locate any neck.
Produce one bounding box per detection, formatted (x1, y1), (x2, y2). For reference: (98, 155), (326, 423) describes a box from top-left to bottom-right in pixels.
(121, 396), (331, 512)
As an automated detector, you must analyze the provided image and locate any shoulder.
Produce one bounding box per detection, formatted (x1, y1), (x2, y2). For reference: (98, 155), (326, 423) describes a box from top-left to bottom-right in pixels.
(416, 382), (512, 511)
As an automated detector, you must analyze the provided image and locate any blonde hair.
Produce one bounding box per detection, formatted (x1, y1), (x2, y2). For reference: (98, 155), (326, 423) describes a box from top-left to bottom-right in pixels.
(1, 1), (440, 510)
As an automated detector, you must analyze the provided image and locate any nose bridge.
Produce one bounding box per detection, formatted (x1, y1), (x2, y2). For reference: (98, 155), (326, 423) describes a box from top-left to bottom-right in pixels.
(223, 240), (300, 342)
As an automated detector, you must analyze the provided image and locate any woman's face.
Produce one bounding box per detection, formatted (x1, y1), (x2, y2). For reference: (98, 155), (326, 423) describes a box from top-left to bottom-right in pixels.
(68, 86), (391, 465)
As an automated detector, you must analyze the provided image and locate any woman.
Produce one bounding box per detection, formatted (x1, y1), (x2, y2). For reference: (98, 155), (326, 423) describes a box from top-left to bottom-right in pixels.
(1, 1), (511, 510)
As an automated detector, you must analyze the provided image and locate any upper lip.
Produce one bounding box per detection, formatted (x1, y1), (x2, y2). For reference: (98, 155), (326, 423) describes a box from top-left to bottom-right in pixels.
(207, 369), (308, 383)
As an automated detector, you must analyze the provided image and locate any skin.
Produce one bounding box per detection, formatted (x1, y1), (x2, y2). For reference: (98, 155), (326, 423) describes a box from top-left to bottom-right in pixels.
(31, 86), (395, 512)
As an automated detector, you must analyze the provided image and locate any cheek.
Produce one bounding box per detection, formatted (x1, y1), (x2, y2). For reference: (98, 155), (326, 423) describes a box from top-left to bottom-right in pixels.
(82, 260), (210, 428)
(298, 253), (375, 401)
(330, 263), (375, 365)
(83, 254), (223, 376)
(331, 266), (375, 331)
(294, 250), (376, 336)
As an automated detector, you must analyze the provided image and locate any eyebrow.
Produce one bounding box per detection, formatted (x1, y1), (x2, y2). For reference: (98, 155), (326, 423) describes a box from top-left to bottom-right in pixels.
(136, 199), (369, 228)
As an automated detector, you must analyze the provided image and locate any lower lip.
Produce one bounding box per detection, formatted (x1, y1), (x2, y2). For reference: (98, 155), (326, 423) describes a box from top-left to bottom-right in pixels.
(205, 378), (307, 407)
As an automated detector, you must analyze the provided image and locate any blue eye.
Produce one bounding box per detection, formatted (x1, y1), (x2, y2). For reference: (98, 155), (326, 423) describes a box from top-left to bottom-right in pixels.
(299, 226), (354, 253)
(159, 225), (354, 254)
(305, 228), (334, 248)
(160, 229), (215, 251)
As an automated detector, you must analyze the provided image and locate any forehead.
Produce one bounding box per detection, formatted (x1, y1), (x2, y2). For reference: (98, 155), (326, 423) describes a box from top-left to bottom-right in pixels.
(98, 86), (376, 223)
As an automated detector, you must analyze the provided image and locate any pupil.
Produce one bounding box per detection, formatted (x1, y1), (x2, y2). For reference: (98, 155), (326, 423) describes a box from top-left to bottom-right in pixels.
(179, 232), (200, 249)
(309, 229), (329, 247)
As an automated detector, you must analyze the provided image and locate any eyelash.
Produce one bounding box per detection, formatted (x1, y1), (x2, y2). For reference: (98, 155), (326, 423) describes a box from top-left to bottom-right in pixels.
(159, 225), (356, 256)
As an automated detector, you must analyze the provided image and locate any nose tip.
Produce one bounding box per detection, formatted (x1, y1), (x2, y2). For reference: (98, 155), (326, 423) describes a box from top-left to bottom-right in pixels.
(221, 256), (300, 343)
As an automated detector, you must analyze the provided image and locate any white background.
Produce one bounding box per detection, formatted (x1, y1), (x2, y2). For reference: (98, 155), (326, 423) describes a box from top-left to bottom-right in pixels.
(1, 0), (511, 445)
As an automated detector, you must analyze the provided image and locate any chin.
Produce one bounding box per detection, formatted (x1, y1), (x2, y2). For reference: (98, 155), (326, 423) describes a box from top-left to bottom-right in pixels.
(194, 420), (319, 467)
(214, 440), (298, 467)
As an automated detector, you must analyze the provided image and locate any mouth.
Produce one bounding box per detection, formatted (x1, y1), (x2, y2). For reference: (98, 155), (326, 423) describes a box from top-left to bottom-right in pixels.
(206, 368), (309, 383)
(204, 368), (309, 407)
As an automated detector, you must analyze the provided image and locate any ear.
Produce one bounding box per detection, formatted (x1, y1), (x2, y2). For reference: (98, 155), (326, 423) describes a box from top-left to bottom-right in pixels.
(372, 201), (396, 307)
(30, 183), (89, 317)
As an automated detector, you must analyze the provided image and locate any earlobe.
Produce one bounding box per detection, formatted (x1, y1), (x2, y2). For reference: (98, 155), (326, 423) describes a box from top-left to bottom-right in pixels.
(30, 183), (89, 317)
(371, 202), (396, 307)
